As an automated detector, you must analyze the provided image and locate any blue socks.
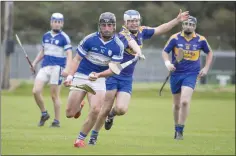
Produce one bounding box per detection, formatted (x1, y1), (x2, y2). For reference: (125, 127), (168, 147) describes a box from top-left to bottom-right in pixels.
(175, 124), (185, 132)
(90, 130), (99, 139)
(78, 132), (87, 140)
(41, 111), (48, 116)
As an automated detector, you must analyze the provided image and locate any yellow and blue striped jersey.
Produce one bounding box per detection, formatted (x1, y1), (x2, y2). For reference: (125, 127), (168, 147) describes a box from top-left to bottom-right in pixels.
(164, 31), (212, 74)
(113, 25), (155, 80)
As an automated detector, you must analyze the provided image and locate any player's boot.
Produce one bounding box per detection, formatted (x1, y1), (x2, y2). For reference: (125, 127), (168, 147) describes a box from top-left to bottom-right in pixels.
(50, 120), (60, 127)
(74, 139), (86, 148)
(88, 137), (97, 145)
(74, 100), (85, 119)
(175, 131), (184, 140)
(104, 116), (114, 130)
(38, 113), (50, 127)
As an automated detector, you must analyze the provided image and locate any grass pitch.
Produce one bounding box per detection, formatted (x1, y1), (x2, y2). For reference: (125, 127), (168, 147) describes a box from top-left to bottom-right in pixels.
(1, 82), (235, 155)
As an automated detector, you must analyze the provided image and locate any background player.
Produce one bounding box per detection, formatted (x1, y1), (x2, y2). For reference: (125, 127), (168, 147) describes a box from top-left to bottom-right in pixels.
(88, 9), (189, 145)
(63, 12), (124, 148)
(31, 13), (72, 127)
(162, 16), (213, 140)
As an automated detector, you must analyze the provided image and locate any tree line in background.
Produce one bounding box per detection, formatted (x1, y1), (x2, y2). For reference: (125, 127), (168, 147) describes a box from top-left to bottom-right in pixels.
(1, 1), (235, 50)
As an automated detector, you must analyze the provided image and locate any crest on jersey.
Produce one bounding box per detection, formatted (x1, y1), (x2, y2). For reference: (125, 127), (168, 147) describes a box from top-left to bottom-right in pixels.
(185, 44), (191, 50)
(55, 40), (59, 45)
(108, 50), (112, 56)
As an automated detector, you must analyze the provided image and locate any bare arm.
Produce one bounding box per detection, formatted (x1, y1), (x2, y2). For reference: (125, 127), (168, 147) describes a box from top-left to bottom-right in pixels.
(162, 51), (176, 72)
(68, 53), (82, 76)
(154, 19), (179, 36)
(97, 68), (114, 78)
(162, 51), (170, 62)
(64, 49), (73, 73)
(32, 50), (44, 65)
(128, 39), (142, 55)
(97, 62), (120, 78)
(154, 9), (189, 36)
(204, 51), (213, 70)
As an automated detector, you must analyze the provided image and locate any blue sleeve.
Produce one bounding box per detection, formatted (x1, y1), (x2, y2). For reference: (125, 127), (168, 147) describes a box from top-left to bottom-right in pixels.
(142, 27), (155, 40)
(62, 32), (72, 51)
(111, 37), (124, 62)
(76, 35), (91, 58)
(41, 34), (45, 50)
(163, 37), (176, 54)
(201, 39), (211, 54)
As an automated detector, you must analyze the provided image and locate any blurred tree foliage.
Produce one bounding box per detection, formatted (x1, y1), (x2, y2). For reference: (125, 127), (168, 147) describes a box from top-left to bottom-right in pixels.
(1, 1), (235, 50)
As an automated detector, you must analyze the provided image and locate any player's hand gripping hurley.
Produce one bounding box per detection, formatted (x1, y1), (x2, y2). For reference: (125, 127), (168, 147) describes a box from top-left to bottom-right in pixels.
(15, 34), (36, 75)
(159, 49), (184, 96)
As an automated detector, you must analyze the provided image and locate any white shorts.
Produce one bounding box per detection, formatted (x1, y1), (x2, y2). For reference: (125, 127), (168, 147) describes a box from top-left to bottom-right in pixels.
(70, 72), (106, 91)
(35, 65), (63, 85)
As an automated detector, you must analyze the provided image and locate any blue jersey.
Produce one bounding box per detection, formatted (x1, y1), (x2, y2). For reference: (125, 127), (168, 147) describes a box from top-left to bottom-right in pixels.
(41, 30), (72, 68)
(112, 26), (155, 80)
(164, 32), (211, 74)
(76, 32), (124, 75)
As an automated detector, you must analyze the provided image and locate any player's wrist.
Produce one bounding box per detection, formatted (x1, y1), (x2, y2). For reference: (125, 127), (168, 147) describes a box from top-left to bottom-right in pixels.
(204, 65), (210, 70)
(165, 60), (171, 67)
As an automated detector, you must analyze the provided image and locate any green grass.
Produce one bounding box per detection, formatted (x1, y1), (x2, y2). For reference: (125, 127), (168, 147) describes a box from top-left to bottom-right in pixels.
(1, 83), (235, 155)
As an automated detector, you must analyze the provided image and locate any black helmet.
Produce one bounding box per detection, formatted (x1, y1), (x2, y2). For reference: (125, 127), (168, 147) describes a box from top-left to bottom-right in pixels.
(98, 12), (116, 39)
(99, 12), (116, 24)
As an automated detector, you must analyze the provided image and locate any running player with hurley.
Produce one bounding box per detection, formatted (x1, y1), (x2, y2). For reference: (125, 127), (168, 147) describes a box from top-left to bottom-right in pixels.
(63, 12), (124, 148)
(162, 16), (213, 140)
(31, 13), (72, 127)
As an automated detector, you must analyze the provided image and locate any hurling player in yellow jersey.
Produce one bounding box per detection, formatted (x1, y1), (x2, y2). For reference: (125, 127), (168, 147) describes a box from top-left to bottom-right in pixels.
(162, 16), (213, 140)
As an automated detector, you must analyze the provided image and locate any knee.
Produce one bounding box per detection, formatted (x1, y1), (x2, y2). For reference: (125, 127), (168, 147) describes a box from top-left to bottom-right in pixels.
(173, 103), (181, 110)
(32, 87), (40, 95)
(115, 106), (128, 116)
(181, 100), (189, 107)
(91, 106), (101, 116)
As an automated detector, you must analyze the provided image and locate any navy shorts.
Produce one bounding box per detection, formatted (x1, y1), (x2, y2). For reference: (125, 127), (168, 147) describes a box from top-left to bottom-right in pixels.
(106, 76), (132, 94)
(170, 73), (198, 94)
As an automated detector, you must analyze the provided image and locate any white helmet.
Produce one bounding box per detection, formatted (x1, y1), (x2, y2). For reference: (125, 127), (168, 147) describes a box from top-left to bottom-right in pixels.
(50, 13), (64, 33)
(123, 10), (141, 33)
(124, 10), (141, 22)
(51, 13), (64, 21)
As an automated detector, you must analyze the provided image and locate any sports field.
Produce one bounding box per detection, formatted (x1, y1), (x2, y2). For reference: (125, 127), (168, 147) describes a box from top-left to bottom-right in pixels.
(1, 82), (235, 155)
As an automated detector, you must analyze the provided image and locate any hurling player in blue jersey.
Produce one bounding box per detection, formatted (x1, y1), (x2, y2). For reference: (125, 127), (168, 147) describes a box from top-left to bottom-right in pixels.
(87, 9), (189, 145)
(63, 12), (124, 148)
(162, 16), (213, 140)
(31, 13), (72, 127)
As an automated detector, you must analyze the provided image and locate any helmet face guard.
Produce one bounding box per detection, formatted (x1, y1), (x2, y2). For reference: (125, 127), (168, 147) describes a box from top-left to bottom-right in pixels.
(182, 16), (197, 35)
(124, 10), (141, 34)
(50, 13), (64, 33)
(98, 12), (116, 39)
